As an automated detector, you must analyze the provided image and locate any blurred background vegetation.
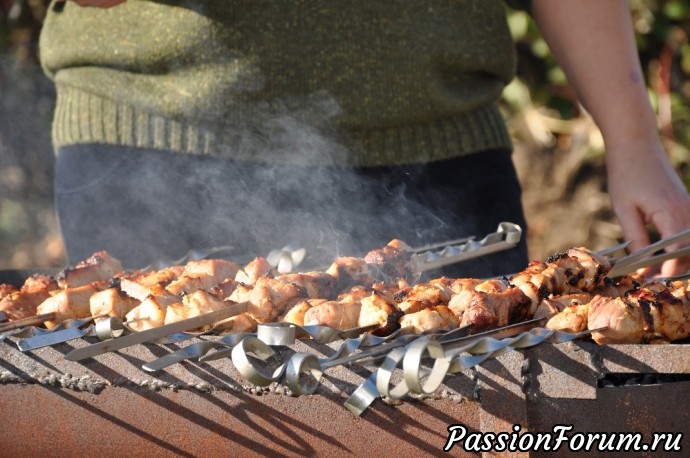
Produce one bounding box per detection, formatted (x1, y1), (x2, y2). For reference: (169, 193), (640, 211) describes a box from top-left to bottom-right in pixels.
(0, 0), (688, 269)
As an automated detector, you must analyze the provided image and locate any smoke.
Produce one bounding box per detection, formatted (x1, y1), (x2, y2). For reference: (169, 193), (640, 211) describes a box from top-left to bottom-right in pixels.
(75, 89), (462, 270)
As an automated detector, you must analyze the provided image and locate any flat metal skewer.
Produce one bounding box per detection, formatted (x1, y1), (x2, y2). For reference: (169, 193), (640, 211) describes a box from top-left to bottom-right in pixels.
(607, 228), (690, 277)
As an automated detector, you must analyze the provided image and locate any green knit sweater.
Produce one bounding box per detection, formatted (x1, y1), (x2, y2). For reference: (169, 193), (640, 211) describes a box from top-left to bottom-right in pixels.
(40, 0), (520, 167)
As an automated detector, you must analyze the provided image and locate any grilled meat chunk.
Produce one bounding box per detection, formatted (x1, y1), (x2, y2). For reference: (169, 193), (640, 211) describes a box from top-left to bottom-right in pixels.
(399, 305), (459, 333)
(303, 300), (362, 330)
(327, 257), (374, 292)
(235, 257), (276, 285)
(56, 251), (123, 289)
(395, 282), (452, 314)
(364, 239), (419, 283)
(229, 277), (303, 323)
(0, 274), (59, 321)
(533, 293), (591, 321)
(164, 290), (232, 332)
(275, 271), (337, 300)
(166, 259), (240, 296)
(119, 265), (184, 301)
(279, 299), (319, 326)
(36, 282), (105, 327)
(457, 288), (532, 332)
(545, 303), (590, 334)
(89, 287), (141, 320)
(125, 296), (170, 332)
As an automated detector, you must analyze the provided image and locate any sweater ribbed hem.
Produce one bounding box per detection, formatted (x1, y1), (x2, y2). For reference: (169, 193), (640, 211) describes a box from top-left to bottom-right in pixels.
(52, 86), (513, 167)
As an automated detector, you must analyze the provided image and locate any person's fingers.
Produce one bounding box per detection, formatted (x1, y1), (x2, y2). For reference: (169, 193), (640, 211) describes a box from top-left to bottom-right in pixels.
(648, 208), (690, 277)
(614, 203), (650, 254)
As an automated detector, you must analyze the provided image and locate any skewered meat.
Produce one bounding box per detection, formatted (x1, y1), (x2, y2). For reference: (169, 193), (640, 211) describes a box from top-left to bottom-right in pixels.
(457, 287), (533, 331)
(56, 251), (123, 288)
(119, 265), (184, 301)
(359, 291), (399, 327)
(394, 281), (453, 314)
(208, 278), (239, 300)
(532, 293), (591, 321)
(592, 273), (643, 298)
(590, 285), (690, 344)
(447, 278), (509, 318)
(0, 274), (59, 320)
(399, 305), (459, 333)
(0, 284), (18, 300)
(326, 257), (375, 292)
(229, 277), (303, 324)
(166, 259), (240, 296)
(4, 238), (673, 346)
(279, 299), (321, 327)
(544, 303), (590, 334)
(546, 281), (690, 344)
(510, 247), (610, 312)
(89, 287), (141, 320)
(364, 239), (419, 283)
(125, 296), (169, 332)
(164, 290), (232, 332)
(36, 282), (106, 327)
(276, 272), (337, 300)
(303, 300), (362, 330)
(235, 257), (276, 285)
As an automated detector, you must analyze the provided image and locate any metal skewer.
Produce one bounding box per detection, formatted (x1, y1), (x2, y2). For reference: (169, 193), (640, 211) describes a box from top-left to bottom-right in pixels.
(0, 312), (56, 333)
(607, 228), (690, 277)
(64, 302), (249, 361)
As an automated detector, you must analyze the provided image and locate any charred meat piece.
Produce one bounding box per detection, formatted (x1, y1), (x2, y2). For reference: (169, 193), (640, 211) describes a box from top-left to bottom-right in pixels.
(364, 239), (419, 283)
(327, 257), (375, 292)
(510, 247), (611, 313)
(275, 271), (337, 300)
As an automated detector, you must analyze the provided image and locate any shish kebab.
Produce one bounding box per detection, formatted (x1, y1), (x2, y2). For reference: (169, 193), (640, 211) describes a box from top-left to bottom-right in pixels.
(0, 235), (652, 345)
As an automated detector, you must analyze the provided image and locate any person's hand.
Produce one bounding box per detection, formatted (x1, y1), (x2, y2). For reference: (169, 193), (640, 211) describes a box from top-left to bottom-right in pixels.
(530, 0), (690, 277)
(68, 0), (126, 8)
(606, 135), (690, 277)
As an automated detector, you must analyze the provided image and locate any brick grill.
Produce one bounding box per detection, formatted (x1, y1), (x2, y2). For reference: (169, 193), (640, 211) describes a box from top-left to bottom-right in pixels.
(1, 336), (689, 457)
